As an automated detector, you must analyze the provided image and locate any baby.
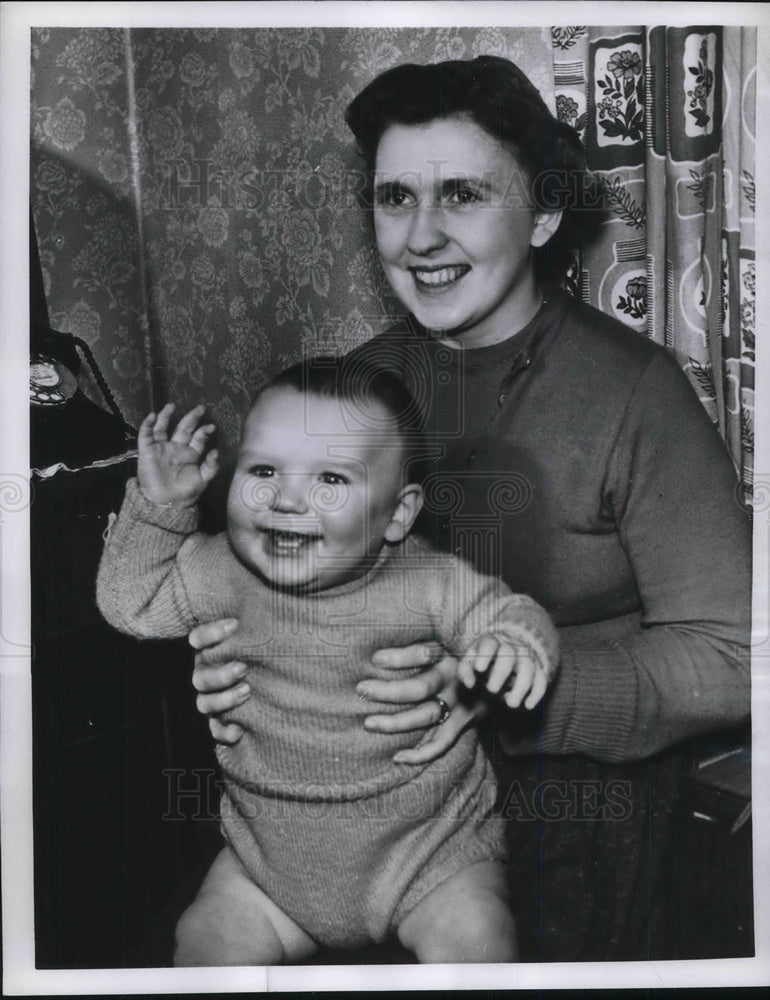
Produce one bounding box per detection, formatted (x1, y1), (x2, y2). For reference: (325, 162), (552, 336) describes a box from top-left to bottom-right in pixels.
(97, 357), (559, 965)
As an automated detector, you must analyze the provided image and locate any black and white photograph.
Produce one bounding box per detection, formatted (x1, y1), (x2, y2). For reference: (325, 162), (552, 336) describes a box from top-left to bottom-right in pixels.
(1, 1), (769, 994)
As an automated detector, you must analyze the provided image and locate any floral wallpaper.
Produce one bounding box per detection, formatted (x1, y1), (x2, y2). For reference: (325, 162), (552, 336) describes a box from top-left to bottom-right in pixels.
(30, 26), (553, 461)
(30, 25), (756, 496)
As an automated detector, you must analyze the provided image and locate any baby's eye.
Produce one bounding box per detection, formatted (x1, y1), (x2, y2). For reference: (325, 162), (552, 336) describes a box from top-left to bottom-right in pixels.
(319, 471), (348, 486)
(248, 465), (275, 478)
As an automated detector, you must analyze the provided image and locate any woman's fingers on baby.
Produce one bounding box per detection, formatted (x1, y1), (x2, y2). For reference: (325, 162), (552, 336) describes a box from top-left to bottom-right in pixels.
(392, 729), (455, 764)
(357, 658), (446, 704)
(192, 657), (246, 694)
(196, 682), (250, 716)
(393, 700), (479, 764)
(369, 641), (443, 671)
(189, 617), (239, 652)
(392, 718), (459, 763)
(209, 718), (245, 746)
(363, 700), (437, 734)
(359, 646), (457, 712)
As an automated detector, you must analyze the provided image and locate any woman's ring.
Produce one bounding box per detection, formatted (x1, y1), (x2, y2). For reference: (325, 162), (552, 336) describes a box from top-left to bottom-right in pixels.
(434, 696), (451, 725)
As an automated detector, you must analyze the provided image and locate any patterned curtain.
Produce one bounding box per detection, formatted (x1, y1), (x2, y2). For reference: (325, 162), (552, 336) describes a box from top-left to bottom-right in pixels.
(551, 26), (756, 501)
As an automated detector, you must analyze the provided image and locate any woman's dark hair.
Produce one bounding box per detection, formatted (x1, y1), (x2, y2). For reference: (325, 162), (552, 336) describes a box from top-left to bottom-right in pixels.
(258, 355), (427, 484)
(345, 55), (602, 290)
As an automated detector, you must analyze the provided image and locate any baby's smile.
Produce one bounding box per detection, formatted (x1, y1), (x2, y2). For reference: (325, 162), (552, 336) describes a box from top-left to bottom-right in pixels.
(261, 527), (322, 555)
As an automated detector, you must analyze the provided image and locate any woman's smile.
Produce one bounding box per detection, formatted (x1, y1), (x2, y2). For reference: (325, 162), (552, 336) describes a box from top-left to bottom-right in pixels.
(410, 264), (471, 290)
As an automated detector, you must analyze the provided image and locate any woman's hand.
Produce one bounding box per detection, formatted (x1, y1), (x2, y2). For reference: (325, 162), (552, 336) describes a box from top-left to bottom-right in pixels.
(356, 642), (488, 765)
(190, 619), (250, 745)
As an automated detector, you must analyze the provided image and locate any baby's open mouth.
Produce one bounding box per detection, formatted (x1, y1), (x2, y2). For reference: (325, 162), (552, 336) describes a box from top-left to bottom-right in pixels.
(411, 265), (470, 288)
(263, 528), (321, 553)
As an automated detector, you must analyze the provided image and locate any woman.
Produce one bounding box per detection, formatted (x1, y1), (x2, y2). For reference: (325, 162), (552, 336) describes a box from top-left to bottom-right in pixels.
(189, 56), (751, 962)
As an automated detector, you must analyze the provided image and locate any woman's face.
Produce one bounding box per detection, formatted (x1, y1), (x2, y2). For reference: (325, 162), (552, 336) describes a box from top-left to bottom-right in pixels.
(373, 116), (559, 348)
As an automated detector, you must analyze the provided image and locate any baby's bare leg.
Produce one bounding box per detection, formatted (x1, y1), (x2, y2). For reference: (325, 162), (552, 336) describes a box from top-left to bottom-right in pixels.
(396, 860), (518, 964)
(174, 846), (318, 966)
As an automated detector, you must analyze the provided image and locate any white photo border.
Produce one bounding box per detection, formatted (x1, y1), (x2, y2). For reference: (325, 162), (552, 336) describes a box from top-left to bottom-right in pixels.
(2, 1), (769, 994)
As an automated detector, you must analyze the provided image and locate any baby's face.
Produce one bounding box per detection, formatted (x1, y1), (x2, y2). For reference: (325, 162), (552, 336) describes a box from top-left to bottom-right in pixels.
(227, 386), (406, 592)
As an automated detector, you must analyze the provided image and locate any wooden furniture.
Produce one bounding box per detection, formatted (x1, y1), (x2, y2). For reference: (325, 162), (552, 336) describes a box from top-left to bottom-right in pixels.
(676, 743), (753, 958)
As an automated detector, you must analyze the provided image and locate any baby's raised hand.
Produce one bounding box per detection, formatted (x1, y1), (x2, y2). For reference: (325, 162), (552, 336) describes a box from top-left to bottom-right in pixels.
(457, 634), (548, 710)
(137, 403), (219, 507)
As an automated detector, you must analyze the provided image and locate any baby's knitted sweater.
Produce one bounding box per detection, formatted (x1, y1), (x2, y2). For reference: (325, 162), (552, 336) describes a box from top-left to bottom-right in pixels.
(97, 479), (559, 797)
(97, 481), (559, 943)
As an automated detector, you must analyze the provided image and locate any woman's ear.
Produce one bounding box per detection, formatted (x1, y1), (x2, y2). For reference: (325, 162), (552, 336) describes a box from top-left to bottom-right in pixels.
(384, 483), (424, 543)
(530, 209), (563, 248)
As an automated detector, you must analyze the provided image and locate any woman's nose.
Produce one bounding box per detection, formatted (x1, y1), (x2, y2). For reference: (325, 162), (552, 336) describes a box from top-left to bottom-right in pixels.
(407, 204), (449, 256)
(272, 475), (309, 514)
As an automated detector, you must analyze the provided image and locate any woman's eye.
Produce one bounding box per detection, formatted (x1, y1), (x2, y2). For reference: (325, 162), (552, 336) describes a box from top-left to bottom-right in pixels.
(375, 186), (412, 209)
(248, 465), (274, 478)
(448, 186), (482, 206)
